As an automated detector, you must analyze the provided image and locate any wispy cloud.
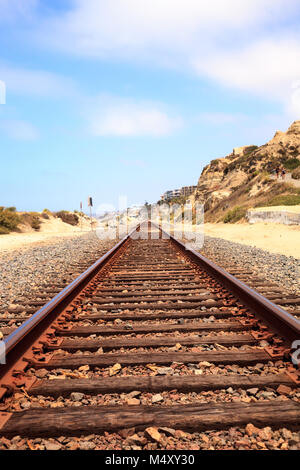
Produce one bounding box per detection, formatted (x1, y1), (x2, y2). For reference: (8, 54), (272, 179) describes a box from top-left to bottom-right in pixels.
(0, 63), (78, 98)
(2, 0), (300, 115)
(26, 0), (300, 112)
(0, 119), (39, 140)
(86, 96), (183, 137)
(193, 38), (300, 111)
(35, 0), (298, 58)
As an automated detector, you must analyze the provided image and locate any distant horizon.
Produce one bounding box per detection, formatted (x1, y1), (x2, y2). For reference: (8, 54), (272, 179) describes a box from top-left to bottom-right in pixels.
(1, 1), (300, 211)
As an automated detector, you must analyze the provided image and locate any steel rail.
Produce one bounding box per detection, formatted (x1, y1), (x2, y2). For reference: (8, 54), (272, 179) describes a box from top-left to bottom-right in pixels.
(0, 224), (140, 383)
(153, 222), (300, 343)
(1, 220), (299, 386)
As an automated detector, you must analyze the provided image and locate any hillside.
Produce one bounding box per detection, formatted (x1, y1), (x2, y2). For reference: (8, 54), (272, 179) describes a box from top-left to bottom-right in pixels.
(194, 121), (300, 222)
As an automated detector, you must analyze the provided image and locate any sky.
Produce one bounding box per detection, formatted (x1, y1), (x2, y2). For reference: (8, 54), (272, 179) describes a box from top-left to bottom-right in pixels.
(1, 0), (300, 212)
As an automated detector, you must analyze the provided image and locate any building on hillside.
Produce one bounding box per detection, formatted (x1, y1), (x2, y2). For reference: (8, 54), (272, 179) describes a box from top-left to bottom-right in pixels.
(161, 185), (197, 201)
(161, 189), (181, 201)
(181, 186), (197, 197)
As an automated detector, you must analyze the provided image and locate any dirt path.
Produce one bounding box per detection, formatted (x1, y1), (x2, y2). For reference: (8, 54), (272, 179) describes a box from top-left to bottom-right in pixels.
(270, 173), (300, 187)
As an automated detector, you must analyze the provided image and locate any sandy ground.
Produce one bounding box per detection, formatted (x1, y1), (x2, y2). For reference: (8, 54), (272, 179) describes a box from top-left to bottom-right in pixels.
(0, 216), (97, 252)
(204, 222), (300, 259)
(250, 205), (300, 213)
(1, 212), (300, 259)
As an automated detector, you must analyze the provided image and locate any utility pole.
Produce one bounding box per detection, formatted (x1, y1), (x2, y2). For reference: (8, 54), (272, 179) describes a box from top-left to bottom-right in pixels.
(88, 197), (93, 231)
(80, 201), (83, 232)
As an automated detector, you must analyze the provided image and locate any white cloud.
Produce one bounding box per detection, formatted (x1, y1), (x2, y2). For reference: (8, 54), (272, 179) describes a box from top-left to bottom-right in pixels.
(3, 0), (300, 115)
(87, 96), (182, 137)
(290, 80), (300, 117)
(27, 0), (300, 111)
(0, 63), (78, 98)
(194, 38), (300, 105)
(0, 119), (39, 140)
(37, 0), (297, 59)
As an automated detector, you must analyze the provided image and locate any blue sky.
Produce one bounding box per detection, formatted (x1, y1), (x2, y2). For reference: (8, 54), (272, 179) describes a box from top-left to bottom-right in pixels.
(1, 0), (300, 212)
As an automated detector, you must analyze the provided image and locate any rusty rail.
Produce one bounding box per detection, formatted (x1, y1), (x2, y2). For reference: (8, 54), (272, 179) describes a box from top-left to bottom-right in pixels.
(1, 220), (299, 387)
(0, 220), (299, 440)
(155, 222), (300, 344)
(0, 224), (140, 386)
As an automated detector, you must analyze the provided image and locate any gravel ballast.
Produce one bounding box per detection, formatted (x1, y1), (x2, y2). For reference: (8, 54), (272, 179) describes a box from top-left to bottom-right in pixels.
(0, 232), (116, 313)
(200, 235), (300, 295)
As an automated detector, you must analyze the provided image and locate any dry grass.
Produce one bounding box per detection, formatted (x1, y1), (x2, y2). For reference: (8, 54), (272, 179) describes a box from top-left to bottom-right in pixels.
(204, 178), (300, 222)
(0, 207), (21, 234)
(55, 211), (79, 226)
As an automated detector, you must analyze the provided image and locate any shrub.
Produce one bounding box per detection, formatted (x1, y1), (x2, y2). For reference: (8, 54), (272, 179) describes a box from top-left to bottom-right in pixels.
(43, 208), (52, 215)
(31, 216), (41, 230)
(263, 195), (300, 206)
(292, 167), (300, 180)
(20, 212), (41, 231)
(244, 146), (258, 154)
(0, 207), (20, 232)
(223, 206), (247, 223)
(284, 158), (300, 171)
(55, 211), (79, 226)
(41, 212), (50, 219)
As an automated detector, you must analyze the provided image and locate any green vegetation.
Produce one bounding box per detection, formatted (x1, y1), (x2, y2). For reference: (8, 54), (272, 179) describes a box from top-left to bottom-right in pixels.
(283, 158), (300, 171)
(261, 195), (300, 207)
(257, 171), (271, 184)
(223, 206), (247, 223)
(157, 195), (189, 206)
(41, 208), (52, 220)
(55, 211), (79, 226)
(0, 207), (83, 234)
(0, 207), (21, 234)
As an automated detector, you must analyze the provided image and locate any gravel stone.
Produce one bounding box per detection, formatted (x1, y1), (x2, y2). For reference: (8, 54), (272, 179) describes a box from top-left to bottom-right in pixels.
(200, 236), (300, 295)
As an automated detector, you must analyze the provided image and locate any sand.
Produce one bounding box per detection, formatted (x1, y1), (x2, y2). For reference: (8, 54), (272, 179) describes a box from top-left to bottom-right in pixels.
(250, 205), (300, 213)
(1, 212), (300, 259)
(0, 216), (97, 252)
(204, 223), (300, 259)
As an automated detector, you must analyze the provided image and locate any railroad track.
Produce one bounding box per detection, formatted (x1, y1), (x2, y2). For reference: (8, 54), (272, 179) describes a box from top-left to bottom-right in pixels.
(0, 242), (116, 338)
(197, 247), (300, 321)
(0, 222), (299, 450)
